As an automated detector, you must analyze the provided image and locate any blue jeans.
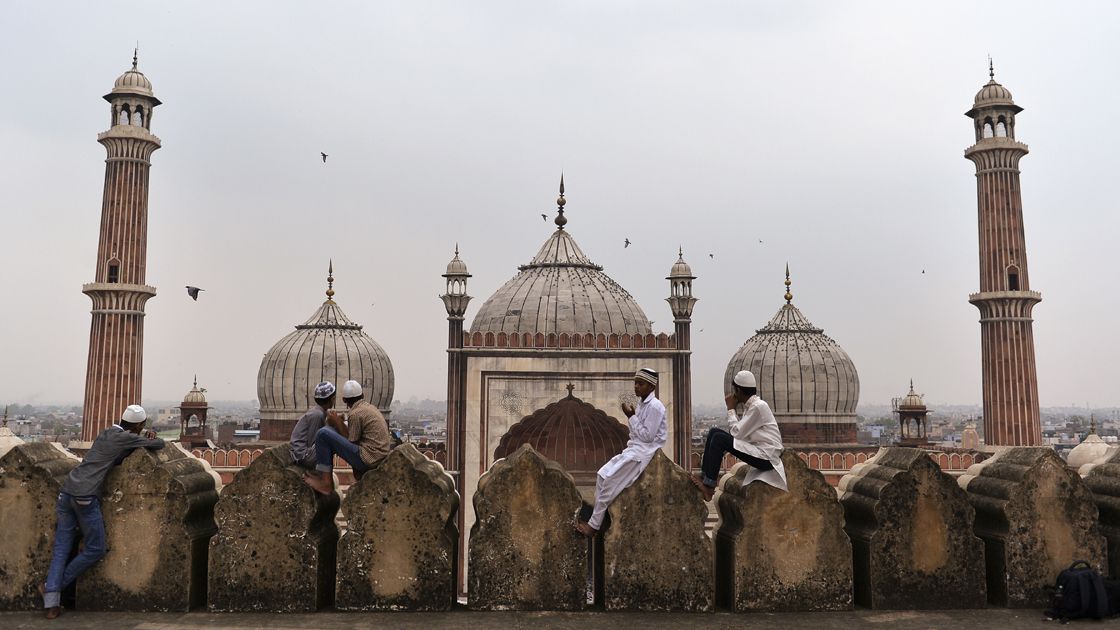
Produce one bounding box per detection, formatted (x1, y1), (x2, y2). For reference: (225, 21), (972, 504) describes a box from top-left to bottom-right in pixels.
(700, 428), (773, 487)
(43, 492), (107, 609)
(314, 427), (370, 475)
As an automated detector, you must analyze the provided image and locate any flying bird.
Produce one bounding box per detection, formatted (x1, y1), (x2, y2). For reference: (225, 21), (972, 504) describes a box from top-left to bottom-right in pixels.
(758, 239), (764, 244)
(321, 152), (328, 163)
(624, 238), (631, 248)
(709, 253), (715, 259)
(541, 213), (548, 221)
(922, 269), (926, 274)
(185, 286), (204, 301)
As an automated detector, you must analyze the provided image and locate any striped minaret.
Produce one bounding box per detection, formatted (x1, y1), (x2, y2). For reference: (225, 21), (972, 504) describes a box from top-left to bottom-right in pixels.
(80, 51), (161, 441)
(964, 61), (1042, 447)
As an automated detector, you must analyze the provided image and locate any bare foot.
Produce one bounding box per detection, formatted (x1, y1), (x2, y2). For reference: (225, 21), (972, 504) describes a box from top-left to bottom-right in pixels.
(573, 520), (598, 538)
(303, 472), (334, 495)
(690, 474), (715, 502)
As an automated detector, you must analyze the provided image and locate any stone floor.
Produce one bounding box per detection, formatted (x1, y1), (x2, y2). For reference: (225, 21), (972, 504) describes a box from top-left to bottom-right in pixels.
(0, 609), (1074, 629)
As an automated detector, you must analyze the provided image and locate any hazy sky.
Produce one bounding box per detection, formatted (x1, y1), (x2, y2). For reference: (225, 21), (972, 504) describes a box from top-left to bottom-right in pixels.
(2, 1), (1118, 409)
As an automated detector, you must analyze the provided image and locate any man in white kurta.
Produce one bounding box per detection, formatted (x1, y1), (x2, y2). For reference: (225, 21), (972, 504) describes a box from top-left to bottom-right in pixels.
(693, 369), (787, 501)
(575, 367), (668, 536)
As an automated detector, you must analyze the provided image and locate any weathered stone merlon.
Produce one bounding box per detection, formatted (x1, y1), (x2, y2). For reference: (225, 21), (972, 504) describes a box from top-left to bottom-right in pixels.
(0, 443), (79, 611)
(78, 443), (219, 612)
(839, 447), (985, 610)
(469, 444), (587, 611)
(960, 447), (1105, 608)
(718, 450), (852, 612)
(337, 444), (458, 611)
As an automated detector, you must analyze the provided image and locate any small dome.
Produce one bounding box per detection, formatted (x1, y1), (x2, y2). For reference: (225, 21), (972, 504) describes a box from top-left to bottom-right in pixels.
(668, 250), (693, 278)
(1069, 433), (1111, 470)
(898, 382), (925, 409)
(470, 228), (652, 336)
(183, 378), (207, 405)
(445, 248), (469, 276)
(974, 79), (1014, 106)
(113, 69), (153, 96)
(493, 387), (629, 471)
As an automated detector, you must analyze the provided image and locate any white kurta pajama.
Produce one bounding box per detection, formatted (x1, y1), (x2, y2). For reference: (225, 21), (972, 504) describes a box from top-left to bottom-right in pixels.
(728, 395), (788, 491)
(588, 391), (668, 529)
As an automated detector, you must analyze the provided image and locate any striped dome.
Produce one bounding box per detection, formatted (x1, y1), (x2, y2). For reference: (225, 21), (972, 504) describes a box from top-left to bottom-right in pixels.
(724, 302), (859, 418)
(973, 79), (1014, 106)
(257, 297), (394, 438)
(469, 228), (652, 336)
(493, 388), (629, 472)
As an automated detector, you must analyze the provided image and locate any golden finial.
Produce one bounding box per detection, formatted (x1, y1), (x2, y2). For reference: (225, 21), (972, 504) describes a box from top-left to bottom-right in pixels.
(326, 259), (335, 301)
(555, 173), (568, 229)
(783, 263), (793, 304)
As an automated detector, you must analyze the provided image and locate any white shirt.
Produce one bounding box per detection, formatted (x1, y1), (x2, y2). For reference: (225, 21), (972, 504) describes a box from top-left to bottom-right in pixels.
(728, 395), (788, 492)
(620, 392), (668, 465)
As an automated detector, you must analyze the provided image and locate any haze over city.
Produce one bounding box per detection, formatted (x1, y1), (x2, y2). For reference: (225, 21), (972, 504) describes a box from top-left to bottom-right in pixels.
(2, 1), (1118, 409)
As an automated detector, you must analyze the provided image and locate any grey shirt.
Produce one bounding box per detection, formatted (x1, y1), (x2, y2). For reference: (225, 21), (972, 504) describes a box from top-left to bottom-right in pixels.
(289, 406), (327, 468)
(61, 426), (165, 497)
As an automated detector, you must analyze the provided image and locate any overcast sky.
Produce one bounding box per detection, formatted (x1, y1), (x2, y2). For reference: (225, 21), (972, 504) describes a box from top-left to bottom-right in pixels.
(2, 1), (1118, 410)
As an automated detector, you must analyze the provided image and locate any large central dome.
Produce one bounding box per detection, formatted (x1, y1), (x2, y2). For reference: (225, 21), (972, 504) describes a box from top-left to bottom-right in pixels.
(469, 227), (652, 336)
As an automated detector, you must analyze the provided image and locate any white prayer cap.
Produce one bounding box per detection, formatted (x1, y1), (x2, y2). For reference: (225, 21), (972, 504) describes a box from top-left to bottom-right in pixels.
(733, 370), (756, 388)
(634, 368), (659, 386)
(121, 404), (147, 424)
(342, 380), (364, 398)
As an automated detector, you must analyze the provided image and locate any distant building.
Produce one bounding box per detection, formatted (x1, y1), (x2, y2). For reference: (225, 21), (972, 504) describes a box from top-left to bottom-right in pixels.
(893, 380), (931, 446)
(178, 376), (212, 449)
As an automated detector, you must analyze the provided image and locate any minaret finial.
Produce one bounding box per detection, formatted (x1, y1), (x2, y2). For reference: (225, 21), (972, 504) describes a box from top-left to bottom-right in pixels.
(783, 263), (793, 304)
(1090, 414), (1097, 435)
(554, 173), (568, 229)
(988, 55), (994, 80)
(678, 245), (684, 258)
(326, 259), (335, 301)
(133, 44), (139, 70)
(193, 374), (198, 388)
(454, 242), (459, 256)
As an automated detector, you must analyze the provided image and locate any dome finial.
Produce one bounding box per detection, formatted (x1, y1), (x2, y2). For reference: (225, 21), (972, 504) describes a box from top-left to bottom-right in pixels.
(2, 405), (7, 428)
(193, 374), (198, 388)
(133, 44), (139, 70)
(1090, 413), (1097, 435)
(783, 263), (793, 304)
(454, 242), (459, 256)
(554, 173), (568, 229)
(326, 259), (335, 301)
(988, 54), (994, 81)
(565, 382), (575, 398)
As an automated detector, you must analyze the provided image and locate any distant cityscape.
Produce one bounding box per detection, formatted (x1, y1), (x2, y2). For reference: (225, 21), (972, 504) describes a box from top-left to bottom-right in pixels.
(5, 399), (1115, 462)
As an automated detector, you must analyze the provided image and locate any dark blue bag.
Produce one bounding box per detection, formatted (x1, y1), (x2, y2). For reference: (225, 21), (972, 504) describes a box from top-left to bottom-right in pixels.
(1046, 560), (1110, 621)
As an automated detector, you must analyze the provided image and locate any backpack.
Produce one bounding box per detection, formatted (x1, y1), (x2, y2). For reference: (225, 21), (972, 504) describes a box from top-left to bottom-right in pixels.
(1046, 560), (1110, 621)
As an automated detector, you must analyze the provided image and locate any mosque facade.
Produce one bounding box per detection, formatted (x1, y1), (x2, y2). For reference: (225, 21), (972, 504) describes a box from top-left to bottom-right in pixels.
(80, 53), (161, 441)
(441, 180), (697, 588)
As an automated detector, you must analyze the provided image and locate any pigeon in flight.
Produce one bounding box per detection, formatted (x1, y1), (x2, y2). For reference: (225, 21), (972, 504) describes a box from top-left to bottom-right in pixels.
(321, 152), (328, 163)
(922, 269), (926, 274)
(185, 286), (204, 301)
(758, 239), (764, 244)
(709, 253), (715, 259)
(541, 213), (548, 221)
(624, 238), (631, 248)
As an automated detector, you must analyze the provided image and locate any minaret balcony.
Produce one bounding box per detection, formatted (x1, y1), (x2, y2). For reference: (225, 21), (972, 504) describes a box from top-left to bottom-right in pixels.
(968, 290), (1042, 322)
(82, 282), (157, 315)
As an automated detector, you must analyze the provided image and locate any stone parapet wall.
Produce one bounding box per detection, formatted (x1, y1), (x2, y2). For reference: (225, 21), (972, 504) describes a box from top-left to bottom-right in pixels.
(6, 440), (1120, 613)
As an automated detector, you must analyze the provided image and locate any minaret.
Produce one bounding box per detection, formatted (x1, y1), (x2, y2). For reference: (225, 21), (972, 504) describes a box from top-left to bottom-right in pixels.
(441, 244), (471, 484)
(964, 61), (1042, 446)
(80, 51), (161, 441)
(666, 247), (697, 464)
